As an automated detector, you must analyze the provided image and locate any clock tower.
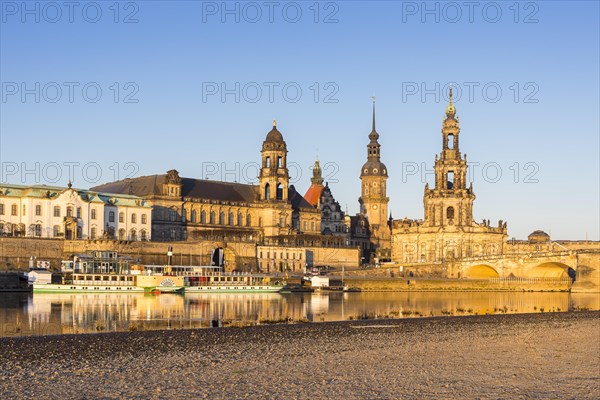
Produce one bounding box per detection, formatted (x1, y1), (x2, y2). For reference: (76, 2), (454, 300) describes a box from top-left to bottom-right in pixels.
(359, 99), (390, 251)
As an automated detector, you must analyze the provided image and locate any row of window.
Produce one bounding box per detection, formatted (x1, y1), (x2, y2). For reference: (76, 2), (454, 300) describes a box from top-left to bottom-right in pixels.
(0, 223), (147, 241)
(302, 220), (317, 231)
(0, 204), (147, 224)
(184, 210), (252, 227)
(259, 251), (303, 260)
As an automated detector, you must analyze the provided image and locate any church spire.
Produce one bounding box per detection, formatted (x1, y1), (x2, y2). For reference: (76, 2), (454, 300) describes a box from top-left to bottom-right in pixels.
(372, 96), (376, 132)
(369, 96), (379, 142)
(367, 97), (381, 161)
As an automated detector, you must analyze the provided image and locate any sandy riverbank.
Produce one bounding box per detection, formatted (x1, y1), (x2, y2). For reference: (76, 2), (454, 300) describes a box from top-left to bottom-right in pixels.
(1, 312), (599, 399)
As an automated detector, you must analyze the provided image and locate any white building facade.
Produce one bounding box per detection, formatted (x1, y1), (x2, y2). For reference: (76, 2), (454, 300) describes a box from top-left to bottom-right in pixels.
(0, 183), (152, 241)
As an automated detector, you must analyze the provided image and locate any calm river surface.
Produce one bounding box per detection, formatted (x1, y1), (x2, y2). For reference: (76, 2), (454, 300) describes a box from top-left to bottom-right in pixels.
(1, 291), (599, 337)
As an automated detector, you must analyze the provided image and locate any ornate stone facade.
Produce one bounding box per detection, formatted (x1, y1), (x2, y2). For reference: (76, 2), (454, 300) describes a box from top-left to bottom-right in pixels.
(390, 88), (507, 263)
(304, 160), (347, 237)
(0, 183), (151, 241)
(320, 184), (347, 237)
(92, 122), (323, 246)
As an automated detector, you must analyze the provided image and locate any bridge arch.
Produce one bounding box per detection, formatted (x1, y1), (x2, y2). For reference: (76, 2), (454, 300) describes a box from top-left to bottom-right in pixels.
(526, 262), (575, 280)
(465, 264), (500, 279)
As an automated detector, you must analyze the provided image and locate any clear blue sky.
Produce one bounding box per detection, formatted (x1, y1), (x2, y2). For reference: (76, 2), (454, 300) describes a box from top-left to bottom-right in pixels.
(1, 1), (598, 240)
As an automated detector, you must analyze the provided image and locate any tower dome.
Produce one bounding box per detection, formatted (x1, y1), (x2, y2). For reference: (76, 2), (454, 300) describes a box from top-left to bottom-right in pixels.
(265, 120), (284, 143)
(361, 160), (388, 177)
(262, 120), (286, 151)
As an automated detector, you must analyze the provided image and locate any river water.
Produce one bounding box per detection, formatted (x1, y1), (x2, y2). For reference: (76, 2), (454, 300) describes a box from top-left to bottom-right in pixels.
(1, 291), (598, 337)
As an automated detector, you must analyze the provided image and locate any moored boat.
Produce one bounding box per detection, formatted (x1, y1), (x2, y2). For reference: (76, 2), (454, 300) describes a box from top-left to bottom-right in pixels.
(32, 251), (185, 293)
(31, 252), (283, 294)
(144, 265), (284, 293)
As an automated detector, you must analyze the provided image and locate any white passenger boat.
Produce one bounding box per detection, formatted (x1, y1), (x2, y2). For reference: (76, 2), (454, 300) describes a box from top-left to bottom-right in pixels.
(32, 252), (185, 294)
(31, 252), (283, 294)
(144, 265), (285, 293)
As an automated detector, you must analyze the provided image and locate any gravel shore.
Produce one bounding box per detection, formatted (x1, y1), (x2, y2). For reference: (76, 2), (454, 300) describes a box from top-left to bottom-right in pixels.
(1, 311), (599, 399)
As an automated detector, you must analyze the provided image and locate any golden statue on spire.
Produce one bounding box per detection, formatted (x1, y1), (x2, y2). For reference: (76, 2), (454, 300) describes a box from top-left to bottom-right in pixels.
(273, 119), (277, 127)
(445, 83), (456, 118)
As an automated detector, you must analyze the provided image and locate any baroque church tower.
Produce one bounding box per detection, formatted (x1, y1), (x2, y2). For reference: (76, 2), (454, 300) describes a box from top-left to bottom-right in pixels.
(259, 120), (292, 236)
(391, 86), (507, 264)
(259, 120), (289, 202)
(359, 99), (390, 250)
(423, 87), (475, 227)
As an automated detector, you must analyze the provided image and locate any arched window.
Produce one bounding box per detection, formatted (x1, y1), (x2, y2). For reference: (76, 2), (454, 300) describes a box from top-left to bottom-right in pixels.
(265, 156), (271, 167)
(191, 210), (197, 223)
(277, 156), (282, 168)
(447, 207), (455, 220)
(53, 225), (60, 237)
(219, 211), (224, 225)
(53, 206), (61, 217)
(181, 208), (186, 221)
(246, 214), (251, 226)
(91, 227), (97, 239)
(91, 209), (97, 220)
(209, 211), (215, 224)
(109, 211), (115, 222)
(141, 214), (147, 224)
(119, 212), (124, 223)
(131, 213), (137, 223)
(276, 183), (283, 200)
(447, 171), (454, 189)
(35, 205), (42, 216)
(130, 229), (137, 241)
(228, 212), (233, 225)
(66, 206), (73, 217)
(76, 207), (81, 218)
(118, 229), (125, 240)
(264, 183), (271, 200)
(448, 134), (454, 149)
(140, 229), (147, 241)
(35, 224), (41, 237)
(237, 212), (242, 226)
(11, 204), (17, 216)
(201, 210), (206, 224)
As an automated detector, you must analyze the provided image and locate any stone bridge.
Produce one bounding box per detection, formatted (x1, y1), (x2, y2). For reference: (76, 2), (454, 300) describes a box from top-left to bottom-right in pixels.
(446, 250), (599, 291)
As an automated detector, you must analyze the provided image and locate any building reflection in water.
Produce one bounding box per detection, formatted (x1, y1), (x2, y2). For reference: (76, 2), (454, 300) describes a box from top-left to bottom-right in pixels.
(0, 292), (598, 337)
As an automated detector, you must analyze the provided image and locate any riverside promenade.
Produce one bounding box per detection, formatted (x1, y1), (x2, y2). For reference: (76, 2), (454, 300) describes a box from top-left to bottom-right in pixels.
(1, 312), (598, 399)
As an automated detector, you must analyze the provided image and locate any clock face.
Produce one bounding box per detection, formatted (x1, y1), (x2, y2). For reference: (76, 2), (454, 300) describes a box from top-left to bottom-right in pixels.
(372, 205), (378, 210)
